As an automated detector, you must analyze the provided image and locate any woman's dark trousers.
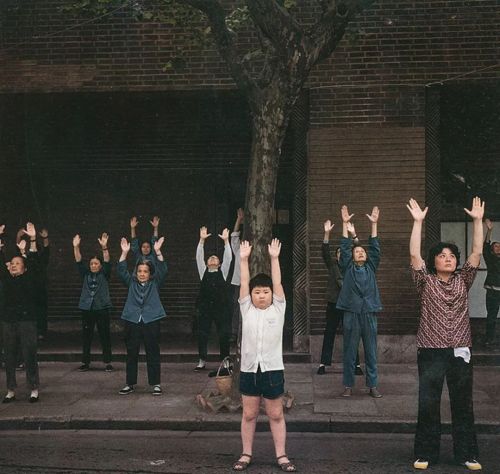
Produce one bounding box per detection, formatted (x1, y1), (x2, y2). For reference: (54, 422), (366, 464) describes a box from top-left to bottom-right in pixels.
(81, 309), (112, 364)
(124, 320), (161, 386)
(414, 348), (478, 464)
(3, 321), (39, 390)
(198, 306), (230, 361)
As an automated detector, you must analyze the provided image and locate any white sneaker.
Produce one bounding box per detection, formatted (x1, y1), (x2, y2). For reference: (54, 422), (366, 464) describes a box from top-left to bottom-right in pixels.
(414, 459), (429, 470)
(463, 460), (482, 471)
(194, 359), (206, 371)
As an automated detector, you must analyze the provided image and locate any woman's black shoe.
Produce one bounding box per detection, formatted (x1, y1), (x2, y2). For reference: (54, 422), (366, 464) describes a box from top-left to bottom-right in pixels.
(29, 395), (39, 403)
(2, 395), (15, 404)
(317, 365), (326, 375)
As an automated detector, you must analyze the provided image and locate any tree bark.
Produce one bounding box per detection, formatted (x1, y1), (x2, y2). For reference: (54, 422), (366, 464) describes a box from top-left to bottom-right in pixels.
(244, 81), (295, 274)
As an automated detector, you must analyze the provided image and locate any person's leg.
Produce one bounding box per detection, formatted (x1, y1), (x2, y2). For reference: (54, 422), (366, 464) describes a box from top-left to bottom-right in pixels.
(447, 355), (479, 464)
(414, 348), (447, 464)
(95, 309), (112, 364)
(143, 320), (161, 386)
(360, 312), (378, 388)
(264, 397), (289, 460)
(124, 321), (141, 386)
(19, 321), (39, 391)
(3, 322), (18, 393)
(319, 303), (341, 366)
(342, 312), (360, 388)
(234, 394), (261, 468)
(81, 310), (96, 366)
(197, 308), (211, 362)
(485, 289), (500, 343)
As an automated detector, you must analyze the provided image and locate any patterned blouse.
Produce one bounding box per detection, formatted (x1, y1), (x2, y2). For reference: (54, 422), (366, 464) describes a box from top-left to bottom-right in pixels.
(411, 261), (478, 348)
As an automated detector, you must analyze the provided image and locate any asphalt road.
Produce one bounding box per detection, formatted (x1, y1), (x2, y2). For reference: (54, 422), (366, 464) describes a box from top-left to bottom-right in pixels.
(0, 430), (498, 473)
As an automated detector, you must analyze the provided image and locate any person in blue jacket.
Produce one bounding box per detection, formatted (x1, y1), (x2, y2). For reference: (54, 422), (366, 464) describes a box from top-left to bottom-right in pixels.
(336, 205), (383, 399)
(117, 236), (167, 396)
(73, 233), (113, 372)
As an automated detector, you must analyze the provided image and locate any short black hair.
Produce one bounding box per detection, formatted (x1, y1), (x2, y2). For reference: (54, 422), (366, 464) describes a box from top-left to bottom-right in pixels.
(249, 273), (273, 292)
(426, 242), (461, 274)
(135, 258), (155, 276)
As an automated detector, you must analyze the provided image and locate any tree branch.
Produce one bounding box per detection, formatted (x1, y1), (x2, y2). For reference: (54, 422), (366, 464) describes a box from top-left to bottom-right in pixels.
(307, 0), (376, 67)
(244, 0), (303, 51)
(183, 0), (257, 92)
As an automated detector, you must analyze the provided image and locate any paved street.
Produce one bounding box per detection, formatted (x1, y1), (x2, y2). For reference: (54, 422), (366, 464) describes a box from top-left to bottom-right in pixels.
(0, 430), (498, 473)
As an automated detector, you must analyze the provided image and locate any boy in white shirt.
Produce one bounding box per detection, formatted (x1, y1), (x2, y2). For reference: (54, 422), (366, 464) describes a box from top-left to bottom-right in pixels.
(233, 239), (296, 472)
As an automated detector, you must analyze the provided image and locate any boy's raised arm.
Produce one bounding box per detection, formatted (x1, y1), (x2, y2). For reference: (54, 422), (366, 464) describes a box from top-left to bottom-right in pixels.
(269, 238), (284, 299)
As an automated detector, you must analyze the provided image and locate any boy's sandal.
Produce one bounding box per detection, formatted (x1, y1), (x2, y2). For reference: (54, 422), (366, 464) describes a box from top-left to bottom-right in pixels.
(232, 453), (252, 471)
(277, 455), (297, 472)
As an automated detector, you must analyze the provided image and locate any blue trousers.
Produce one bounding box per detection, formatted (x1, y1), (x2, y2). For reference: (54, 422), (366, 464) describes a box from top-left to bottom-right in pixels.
(342, 312), (378, 388)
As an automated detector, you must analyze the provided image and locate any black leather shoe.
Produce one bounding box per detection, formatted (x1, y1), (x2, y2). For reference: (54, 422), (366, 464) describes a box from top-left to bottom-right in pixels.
(29, 395), (39, 403)
(2, 395), (15, 404)
(317, 365), (326, 375)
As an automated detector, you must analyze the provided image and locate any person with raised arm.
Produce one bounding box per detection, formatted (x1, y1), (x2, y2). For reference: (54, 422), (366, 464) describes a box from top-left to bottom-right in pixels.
(232, 239), (296, 472)
(117, 236), (167, 396)
(336, 205), (383, 399)
(408, 197), (484, 471)
(0, 222), (41, 403)
(482, 219), (500, 347)
(194, 226), (232, 372)
(317, 219), (363, 376)
(73, 232), (113, 372)
(129, 215), (160, 265)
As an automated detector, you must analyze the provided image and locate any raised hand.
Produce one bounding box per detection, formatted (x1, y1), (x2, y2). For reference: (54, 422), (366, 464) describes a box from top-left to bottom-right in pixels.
(346, 222), (356, 236)
(341, 205), (354, 223)
(268, 238), (282, 258)
(200, 226), (211, 241)
(237, 208), (244, 221)
(0, 224), (5, 235)
(17, 239), (27, 252)
(366, 206), (380, 223)
(153, 236), (164, 252)
(324, 220), (334, 233)
(218, 228), (230, 241)
(24, 222), (36, 239)
(73, 234), (81, 247)
(240, 241), (252, 260)
(150, 216), (160, 228)
(39, 228), (49, 239)
(464, 196), (485, 221)
(485, 218), (493, 230)
(120, 237), (130, 253)
(97, 232), (109, 248)
(406, 198), (428, 222)
(130, 216), (139, 228)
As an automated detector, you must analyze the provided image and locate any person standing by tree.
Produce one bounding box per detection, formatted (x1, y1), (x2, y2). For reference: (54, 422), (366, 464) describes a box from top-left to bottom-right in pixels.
(233, 238), (296, 472)
(194, 226), (232, 372)
(483, 219), (500, 347)
(73, 233), (113, 372)
(336, 205), (383, 398)
(408, 197), (484, 471)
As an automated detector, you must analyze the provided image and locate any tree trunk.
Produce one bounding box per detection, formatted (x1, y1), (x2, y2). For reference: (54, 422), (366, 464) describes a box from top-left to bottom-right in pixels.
(244, 84), (294, 274)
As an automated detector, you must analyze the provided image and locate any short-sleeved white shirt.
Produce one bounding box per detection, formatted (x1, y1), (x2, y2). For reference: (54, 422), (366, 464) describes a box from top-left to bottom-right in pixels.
(239, 294), (286, 373)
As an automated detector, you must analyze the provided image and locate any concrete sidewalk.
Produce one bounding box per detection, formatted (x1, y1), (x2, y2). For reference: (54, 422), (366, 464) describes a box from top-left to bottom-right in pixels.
(0, 362), (499, 433)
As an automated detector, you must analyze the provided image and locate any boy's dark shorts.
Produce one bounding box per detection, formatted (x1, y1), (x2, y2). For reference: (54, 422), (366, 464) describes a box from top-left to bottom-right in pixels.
(239, 367), (285, 400)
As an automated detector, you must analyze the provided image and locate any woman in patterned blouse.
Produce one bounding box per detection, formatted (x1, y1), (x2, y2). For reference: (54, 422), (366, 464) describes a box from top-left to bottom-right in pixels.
(407, 197), (484, 472)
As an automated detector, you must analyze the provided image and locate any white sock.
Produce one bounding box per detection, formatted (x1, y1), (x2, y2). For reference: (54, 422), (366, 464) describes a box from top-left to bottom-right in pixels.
(30, 389), (38, 398)
(6, 390), (15, 399)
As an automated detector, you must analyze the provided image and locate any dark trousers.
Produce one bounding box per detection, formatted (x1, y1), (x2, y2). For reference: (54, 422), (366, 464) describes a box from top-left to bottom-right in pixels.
(485, 289), (500, 342)
(343, 312), (377, 388)
(2, 321), (39, 390)
(37, 287), (48, 337)
(320, 302), (360, 367)
(230, 285), (241, 336)
(124, 320), (161, 386)
(414, 348), (478, 464)
(81, 309), (112, 364)
(197, 305), (230, 361)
